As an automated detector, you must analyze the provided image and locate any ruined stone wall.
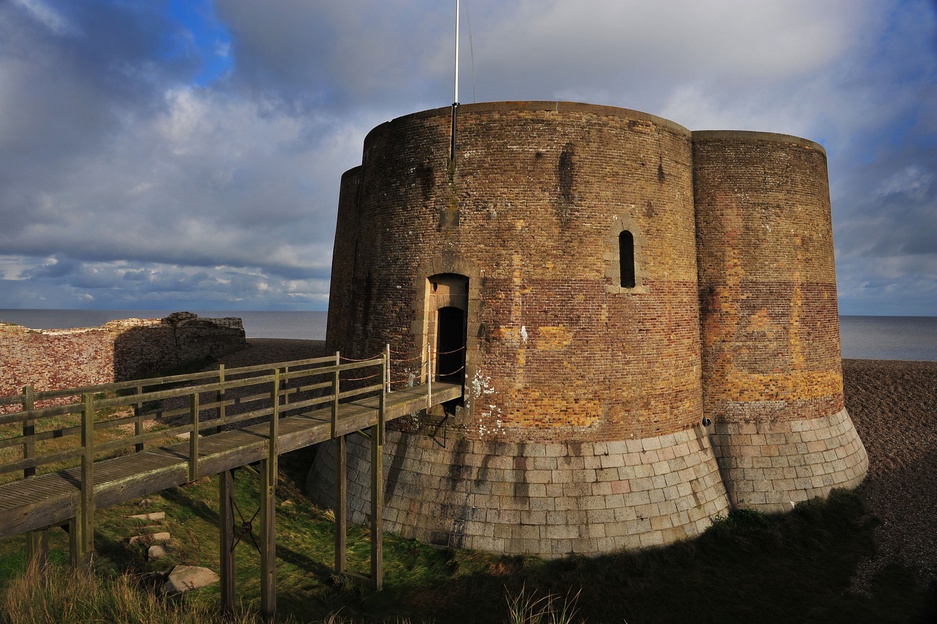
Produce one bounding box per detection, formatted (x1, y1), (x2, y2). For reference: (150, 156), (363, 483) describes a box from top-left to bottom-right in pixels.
(0, 312), (246, 401)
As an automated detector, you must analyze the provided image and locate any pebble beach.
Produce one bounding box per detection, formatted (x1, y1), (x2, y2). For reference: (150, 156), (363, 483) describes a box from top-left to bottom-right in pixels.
(843, 358), (937, 590)
(219, 341), (937, 589)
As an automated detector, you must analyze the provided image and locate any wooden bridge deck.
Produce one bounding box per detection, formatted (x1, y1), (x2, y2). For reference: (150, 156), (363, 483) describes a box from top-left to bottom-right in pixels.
(0, 381), (461, 539)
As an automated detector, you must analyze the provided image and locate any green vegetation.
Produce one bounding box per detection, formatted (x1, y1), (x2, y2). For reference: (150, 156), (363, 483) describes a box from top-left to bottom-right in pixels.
(0, 563), (258, 624)
(0, 450), (933, 623)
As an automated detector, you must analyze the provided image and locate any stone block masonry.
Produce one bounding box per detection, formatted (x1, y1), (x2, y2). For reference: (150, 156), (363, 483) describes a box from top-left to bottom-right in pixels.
(710, 408), (867, 511)
(309, 427), (730, 557)
(0, 312), (246, 404)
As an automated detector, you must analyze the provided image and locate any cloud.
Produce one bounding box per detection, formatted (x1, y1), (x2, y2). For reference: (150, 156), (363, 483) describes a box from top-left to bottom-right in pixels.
(0, 0), (934, 315)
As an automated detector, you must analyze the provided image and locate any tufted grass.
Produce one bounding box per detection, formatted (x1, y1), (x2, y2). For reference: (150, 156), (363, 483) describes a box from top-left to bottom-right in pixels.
(0, 450), (934, 623)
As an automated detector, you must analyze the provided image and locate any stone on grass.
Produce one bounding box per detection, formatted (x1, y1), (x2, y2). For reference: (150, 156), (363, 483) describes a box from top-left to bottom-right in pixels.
(128, 511), (166, 521)
(148, 544), (168, 560)
(129, 531), (170, 545)
(161, 565), (219, 595)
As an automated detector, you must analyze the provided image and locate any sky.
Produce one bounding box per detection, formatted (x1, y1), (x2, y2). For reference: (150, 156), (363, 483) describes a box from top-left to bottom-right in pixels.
(0, 0), (935, 316)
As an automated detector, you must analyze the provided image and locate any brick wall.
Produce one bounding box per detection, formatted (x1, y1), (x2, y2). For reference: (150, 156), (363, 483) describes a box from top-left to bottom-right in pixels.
(332, 102), (704, 443)
(0, 312), (246, 401)
(693, 131), (844, 424)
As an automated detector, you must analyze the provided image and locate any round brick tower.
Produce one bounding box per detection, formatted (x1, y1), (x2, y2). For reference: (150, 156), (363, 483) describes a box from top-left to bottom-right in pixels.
(311, 102), (730, 556)
(692, 131), (867, 511)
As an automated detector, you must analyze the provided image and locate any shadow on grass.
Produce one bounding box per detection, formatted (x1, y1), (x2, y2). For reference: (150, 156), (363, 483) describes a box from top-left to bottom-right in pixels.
(353, 490), (934, 624)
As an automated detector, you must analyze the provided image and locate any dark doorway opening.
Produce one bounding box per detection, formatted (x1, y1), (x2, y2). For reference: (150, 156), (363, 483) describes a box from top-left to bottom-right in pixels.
(436, 306), (466, 386)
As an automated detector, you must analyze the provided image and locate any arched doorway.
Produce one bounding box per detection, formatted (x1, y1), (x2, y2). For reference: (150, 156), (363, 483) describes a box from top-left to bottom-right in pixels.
(426, 273), (469, 391)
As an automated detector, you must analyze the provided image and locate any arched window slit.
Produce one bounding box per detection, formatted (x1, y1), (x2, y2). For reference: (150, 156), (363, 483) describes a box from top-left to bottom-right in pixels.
(619, 230), (635, 288)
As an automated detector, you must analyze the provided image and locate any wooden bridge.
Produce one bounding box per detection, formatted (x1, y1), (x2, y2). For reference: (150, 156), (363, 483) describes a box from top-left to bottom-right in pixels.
(0, 352), (461, 620)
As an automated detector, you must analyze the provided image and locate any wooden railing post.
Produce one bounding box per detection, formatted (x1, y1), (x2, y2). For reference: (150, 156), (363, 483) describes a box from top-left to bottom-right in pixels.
(379, 354), (386, 448)
(426, 344), (433, 409)
(217, 364), (226, 430)
(331, 352), (340, 439)
(24, 384), (48, 572)
(385, 344), (391, 394)
(133, 384), (144, 453)
(75, 393), (95, 571)
(269, 368), (280, 445)
(22, 386), (35, 479)
(188, 393), (200, 482)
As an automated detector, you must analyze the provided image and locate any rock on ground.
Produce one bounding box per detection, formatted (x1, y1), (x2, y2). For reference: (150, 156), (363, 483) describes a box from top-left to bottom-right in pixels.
(161, 565), (219, 595)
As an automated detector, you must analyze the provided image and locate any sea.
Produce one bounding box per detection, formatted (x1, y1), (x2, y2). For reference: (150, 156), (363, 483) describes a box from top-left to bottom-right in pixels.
(1, 310), (935, 361)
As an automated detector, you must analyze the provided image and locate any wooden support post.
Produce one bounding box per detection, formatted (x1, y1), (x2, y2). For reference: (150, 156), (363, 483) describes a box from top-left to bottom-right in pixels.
(260, 369), (279, 622)
(26, 530), (48, 573)
(188, 392), (200, 482)
(68, 517), (80, 569)
(74, 393), (95, 571)
(370, 424), (383, 591)
(219, 469), (235, 615)
(370, 353), (386, 589)
(334, 435), (347, 575)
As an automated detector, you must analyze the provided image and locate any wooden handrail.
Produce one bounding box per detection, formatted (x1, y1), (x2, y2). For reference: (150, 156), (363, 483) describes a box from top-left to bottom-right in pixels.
(0, 353), (387, 481)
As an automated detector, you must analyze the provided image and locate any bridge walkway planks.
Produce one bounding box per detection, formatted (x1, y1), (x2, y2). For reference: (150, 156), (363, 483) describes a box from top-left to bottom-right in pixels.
(0, 382), (462, 540)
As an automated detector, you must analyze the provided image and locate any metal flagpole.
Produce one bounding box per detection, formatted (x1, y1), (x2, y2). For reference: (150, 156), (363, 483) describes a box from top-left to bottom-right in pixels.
(454, 0), (460, 105)
(450, 0), (460, 160)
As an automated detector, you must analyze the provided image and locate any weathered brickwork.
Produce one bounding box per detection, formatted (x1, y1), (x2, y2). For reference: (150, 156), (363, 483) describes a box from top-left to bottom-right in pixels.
(694, 132), (844, 425)
(328, 102), (702, 442)
(317, 102), (867, 556)
(0, 312), (245, 405)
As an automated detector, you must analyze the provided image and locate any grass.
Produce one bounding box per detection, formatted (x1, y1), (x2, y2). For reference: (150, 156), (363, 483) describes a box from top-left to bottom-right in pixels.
(1, 449), (934, 623)
(0, 561), (259, 624)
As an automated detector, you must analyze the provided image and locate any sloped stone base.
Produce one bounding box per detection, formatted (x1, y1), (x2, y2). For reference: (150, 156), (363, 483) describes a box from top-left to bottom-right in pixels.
(307, 426), (730, 558)
(710, 408), (868, 512)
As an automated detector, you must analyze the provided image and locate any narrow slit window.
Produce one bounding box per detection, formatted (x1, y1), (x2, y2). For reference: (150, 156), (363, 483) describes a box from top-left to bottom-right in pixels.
(619, 230), (635, 288)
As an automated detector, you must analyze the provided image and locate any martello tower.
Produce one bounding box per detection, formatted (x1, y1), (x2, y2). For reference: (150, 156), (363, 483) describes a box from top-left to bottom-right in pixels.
(310, 102), (867, 557)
